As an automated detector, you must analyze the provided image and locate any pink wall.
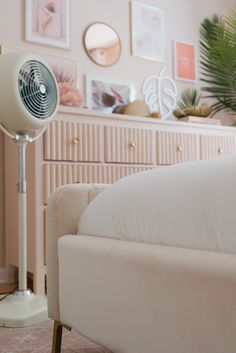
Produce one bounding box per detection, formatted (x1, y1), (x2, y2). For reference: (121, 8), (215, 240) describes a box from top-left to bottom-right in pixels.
(0, 0), (235, 270)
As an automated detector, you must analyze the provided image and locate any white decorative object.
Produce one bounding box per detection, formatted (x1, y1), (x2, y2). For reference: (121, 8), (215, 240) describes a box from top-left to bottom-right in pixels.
(142, 67), (177, 119)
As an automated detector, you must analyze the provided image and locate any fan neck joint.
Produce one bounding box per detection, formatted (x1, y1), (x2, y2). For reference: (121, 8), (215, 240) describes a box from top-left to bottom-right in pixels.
(14, 133), (32, 144)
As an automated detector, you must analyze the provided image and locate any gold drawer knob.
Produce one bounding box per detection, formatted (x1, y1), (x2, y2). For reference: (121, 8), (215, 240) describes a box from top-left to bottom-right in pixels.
(129, 142), (137, 148)
(72, 137), (80, 145)
(176, 145), (183, 152)
(218, 147), (223, 155)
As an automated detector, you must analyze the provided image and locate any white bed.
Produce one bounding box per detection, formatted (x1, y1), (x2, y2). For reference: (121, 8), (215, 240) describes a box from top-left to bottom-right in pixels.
(46, 155), (236, 353)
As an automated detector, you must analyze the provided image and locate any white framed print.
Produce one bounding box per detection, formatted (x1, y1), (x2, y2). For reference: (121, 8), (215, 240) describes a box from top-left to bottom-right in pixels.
(86, 75), (136, 112)
(25, 0), (70, 49)
(174, 40), (197, 82)
(131, 1), (165, 62)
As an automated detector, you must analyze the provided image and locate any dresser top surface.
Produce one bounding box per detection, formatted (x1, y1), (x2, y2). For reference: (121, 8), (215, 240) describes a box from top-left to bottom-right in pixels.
(57, 106), (236, 135)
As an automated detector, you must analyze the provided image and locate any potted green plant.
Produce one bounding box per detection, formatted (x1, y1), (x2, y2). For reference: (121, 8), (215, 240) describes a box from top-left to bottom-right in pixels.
(173, 88), (212, 118)
(199, 9), (236, 116)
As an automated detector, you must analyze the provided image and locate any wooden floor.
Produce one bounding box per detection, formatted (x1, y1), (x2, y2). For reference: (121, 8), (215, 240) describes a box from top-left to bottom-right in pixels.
(0, 283), (16, 294)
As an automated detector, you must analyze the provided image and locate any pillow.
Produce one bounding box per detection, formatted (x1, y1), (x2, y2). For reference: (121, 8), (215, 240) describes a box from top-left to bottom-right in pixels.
(79, 156), (236, 254)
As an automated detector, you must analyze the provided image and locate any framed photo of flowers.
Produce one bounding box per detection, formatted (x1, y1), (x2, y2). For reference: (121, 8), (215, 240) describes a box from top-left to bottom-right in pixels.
(0, 45), (83, 109)
(131, 0), (165, 62)
(174, 40), (197, 82)
(86, 75), (136, 112)
(40, 53), (83, 109)
(25, 0), (70, 49)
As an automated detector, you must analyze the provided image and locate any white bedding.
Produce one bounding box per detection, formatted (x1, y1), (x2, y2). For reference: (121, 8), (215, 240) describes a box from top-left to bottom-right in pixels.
(79, 155), (236, 254)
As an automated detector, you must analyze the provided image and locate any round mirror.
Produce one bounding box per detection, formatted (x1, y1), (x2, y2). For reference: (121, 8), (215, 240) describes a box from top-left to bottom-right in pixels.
(83, 23), (121, 66)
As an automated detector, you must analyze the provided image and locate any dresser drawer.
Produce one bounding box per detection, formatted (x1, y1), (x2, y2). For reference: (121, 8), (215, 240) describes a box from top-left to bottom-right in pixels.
(43, 163), (152, 204)
(44, 121), (104, 162)
(105, 126), (155, 164)
(200, 135), (236, 160)
(157, 131), (200, 164)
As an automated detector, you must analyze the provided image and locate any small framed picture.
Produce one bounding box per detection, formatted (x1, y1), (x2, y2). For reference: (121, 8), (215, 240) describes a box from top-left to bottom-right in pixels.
(39, 53), (83, 109)
(174, 40), (197, 82)
(131, 0), (165, 62)
(86, 75), (136, 112)
(25, 0), (70, 49)
(0, 45), (83, 109)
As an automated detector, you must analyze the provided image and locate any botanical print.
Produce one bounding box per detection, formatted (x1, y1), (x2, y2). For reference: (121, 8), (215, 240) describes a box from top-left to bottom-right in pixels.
(86, 75), (136, 112)
(174, 41), (197, 82)
(25, 0), (70, 48)
(131, 1), (165, 61)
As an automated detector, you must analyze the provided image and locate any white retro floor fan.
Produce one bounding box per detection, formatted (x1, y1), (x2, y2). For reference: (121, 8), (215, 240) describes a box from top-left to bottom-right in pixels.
(0, 52), (59, 327)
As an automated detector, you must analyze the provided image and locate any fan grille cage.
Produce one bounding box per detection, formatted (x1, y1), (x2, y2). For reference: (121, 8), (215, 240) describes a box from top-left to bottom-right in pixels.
(18, 60), (58, 120)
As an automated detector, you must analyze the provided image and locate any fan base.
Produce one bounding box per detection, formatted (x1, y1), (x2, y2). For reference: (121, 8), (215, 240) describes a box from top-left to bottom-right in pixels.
(0, 292), (48, 327)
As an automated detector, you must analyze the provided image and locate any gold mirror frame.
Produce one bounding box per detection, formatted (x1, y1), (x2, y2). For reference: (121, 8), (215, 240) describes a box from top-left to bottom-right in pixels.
(83, 23), (121, 67)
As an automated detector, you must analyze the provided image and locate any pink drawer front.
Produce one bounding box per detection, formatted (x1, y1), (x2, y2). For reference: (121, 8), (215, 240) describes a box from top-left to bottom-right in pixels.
(43, 163), (152, 204)
(44, 121), (104, 162)
(200, 135), (236, 160)
(157, 131), (200, 165)
(105, 126), (155, 164)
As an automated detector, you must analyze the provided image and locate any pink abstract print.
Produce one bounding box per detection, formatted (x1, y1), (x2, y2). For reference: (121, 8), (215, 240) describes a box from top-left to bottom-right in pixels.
(26, 0), (70, 48)
(33, 0), (66, 39)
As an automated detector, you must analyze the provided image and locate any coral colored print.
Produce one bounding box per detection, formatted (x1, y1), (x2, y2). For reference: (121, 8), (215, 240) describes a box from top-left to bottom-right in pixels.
(176, 42), (196, 81)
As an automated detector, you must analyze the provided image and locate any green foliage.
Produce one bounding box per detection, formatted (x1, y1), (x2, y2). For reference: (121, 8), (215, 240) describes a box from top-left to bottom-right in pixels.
(199, 9), (236, 115)
(177, 88), (201, 109)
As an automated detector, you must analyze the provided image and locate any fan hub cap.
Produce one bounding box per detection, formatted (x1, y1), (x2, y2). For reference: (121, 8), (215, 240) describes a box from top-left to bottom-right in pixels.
(39, 84), (46, 94)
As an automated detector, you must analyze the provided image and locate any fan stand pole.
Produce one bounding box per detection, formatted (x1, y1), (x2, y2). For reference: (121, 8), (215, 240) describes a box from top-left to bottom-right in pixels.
(0, 133), (48, 328)
(15, 136), (31, 295)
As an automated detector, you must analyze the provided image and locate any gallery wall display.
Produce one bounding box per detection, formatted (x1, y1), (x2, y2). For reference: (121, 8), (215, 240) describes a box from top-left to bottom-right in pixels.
(22, 1), (199, 116)
(131, 0), (165, 62)
(173, 40), (197, 82)
(86, 74), (136, 112)
(25, 0), (70, 49)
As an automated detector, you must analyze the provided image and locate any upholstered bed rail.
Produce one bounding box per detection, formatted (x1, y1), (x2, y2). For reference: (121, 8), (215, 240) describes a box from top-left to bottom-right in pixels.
(46, 183), (108, 320)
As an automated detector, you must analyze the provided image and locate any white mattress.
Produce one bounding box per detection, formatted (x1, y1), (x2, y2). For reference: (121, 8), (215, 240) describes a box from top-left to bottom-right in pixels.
(79, 156), (236, 254)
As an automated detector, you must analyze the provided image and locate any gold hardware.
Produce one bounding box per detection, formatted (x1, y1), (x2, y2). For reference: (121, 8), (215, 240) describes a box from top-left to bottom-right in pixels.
(129, 142), (137, 148)
(176, 145), (183, 152)
(218, 147), (223, 155)
(72, 137), (80, 145)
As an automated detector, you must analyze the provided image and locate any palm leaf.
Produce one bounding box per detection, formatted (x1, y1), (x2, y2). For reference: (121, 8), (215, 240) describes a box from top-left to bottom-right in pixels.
(199, 10), (236, 115)
(177, 88), (201, 109)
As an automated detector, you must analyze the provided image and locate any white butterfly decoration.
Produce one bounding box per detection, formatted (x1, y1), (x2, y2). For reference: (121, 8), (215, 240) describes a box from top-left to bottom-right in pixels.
(142, 67), (177, 119)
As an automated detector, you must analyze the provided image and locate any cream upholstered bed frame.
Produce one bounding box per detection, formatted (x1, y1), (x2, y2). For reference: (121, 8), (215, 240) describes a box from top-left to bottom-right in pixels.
(46, 183), (236, 353)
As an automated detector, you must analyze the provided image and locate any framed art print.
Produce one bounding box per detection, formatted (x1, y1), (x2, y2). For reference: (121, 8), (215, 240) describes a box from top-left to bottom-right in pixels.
(174, 40), (197, 82)
(86, 75), (136, 112)
(25, 0), (70, 49)
(131, 1), (165, 62)
(40, 53), (83, 108)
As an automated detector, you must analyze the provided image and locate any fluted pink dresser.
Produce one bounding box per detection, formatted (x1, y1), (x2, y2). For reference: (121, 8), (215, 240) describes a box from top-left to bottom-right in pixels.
(4, 107), (236, 294)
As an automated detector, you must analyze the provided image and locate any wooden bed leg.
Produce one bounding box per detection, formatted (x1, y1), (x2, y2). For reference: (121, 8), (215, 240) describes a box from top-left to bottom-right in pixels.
(51, 320), (71, 353)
